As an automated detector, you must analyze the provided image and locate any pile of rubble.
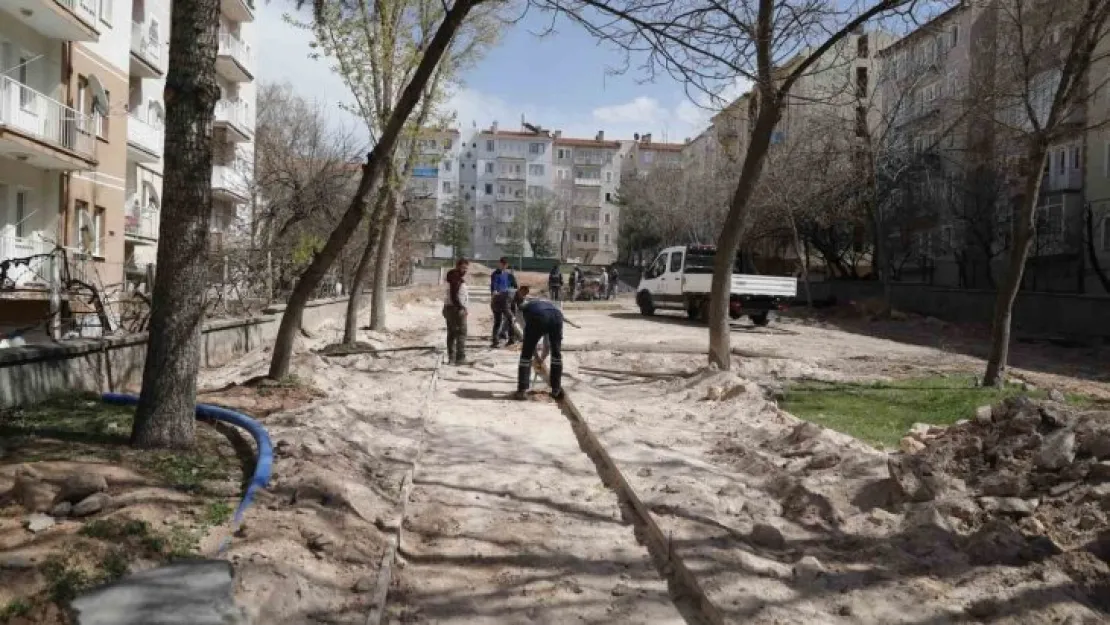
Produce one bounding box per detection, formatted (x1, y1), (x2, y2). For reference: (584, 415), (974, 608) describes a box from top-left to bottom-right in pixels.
(889, 396), (1110, 560)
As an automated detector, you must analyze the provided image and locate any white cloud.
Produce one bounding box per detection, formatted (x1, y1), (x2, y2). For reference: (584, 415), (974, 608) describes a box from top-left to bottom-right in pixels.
(591, 96), (668, 125)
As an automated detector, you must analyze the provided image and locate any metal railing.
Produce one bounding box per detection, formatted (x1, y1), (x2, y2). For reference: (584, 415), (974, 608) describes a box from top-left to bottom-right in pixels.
(214, 98), (254, 134)
(57, 0), (99, 24)
(574, 177), (602, 187)
(130, 21), (163, 70)
(0, 75), (97, 159)
(124, 205), (159, 240)
(218, 30), (253, 71)
(573, 153), (608, 166)
(497, 171), (525, 181)
(0, 234), (56, 288)
(126, 112), (163, 156)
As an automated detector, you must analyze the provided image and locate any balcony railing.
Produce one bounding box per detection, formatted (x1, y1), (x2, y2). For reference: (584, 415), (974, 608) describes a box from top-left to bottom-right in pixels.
(212, 164), (248, 201)
(217, 30), (253, 75)
(130, 21), (163, 71)
(124, 204), (159, 240)
(126, 113), (163, 156)
(574, 177), (602, 187)
(0, 233), (55, 288)
(496, 192), (525, 202)
(0, 75), (96, 160)
(497, 171), (525, 181)
(214, 98), (254, 135)
(573, 153), (608, 166)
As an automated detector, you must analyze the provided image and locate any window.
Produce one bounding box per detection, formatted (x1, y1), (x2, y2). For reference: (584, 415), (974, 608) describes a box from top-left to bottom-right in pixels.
(77, 76), (89, 122)
(668, 251), (683, 273)
(442, 181), (452, 193)
(604, 192), (612, 202)
(557, 149), (567, 159)
(605, 171), (612, 183)
(641, 151), (654, 164)
(557, 169), (567, 180)
(1056, 150), (1065, 174)
(857, 34), (869, 59)
(99, 0), (112, 25)
(443, 159), (452, 172)
(484, 183), (493, 194)
(14, 191), (28, 238)
(604, 234), (610, 245)
(74, 201), (91, 252)
(93, 206), (105, 256)
(1071, 147), (1081, 169)
(528, 164), (544, 176)
(604, 212), (610, 224)
(17, 56), (33, 109)
(442, 138), (453, 149)
(486, 139), (494, 151)
(529, 143), (545, 154)
(499, 185), (506, 195)
(97, 88), (110, 138)
(950, 24), (959, 48)
(464, 192), (471, 200)
(485, 162), (493, 174)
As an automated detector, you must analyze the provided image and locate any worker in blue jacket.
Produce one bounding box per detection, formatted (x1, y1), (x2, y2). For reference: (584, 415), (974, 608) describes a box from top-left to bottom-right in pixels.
(512, 286), (564, 400)
(489, 257), (517, 347)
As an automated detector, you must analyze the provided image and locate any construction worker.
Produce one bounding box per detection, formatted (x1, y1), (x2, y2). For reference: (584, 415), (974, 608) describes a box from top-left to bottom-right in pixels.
(547, 263), (564, 301)
(490, 257), (516, 348)
(442, 258), (470, 365)
(512, 286), (564, 400)
(570, 265), (582, 301)
(607, 265), (620, 299)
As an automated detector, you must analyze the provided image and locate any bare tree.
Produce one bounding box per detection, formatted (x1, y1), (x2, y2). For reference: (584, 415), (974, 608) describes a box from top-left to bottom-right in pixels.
(532, 0), (947, 368)
(982, 0), (1110, 386)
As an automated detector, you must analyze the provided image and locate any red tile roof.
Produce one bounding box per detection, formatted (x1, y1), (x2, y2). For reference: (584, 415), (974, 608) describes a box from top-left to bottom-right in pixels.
(640, 142), (684, 152)
(554, 137), (622, 148)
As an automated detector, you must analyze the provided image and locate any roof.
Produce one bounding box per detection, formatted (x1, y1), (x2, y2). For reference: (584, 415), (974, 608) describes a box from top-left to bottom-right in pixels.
(554, 137), (622, 148)
(639, 142), (684, 153)
(879, 3), (965, 56)
(477, 130), (553, 139)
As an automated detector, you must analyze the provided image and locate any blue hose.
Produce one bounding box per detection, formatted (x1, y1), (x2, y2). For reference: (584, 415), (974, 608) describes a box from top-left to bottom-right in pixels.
(101, 393), (273, 553)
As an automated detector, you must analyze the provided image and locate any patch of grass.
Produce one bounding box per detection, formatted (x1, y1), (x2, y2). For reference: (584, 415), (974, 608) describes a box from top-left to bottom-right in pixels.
(165, 524), (201, 560)
(203, 501), (234, 526)
(0, 393), (133, 445)
(781, 375), (1044, 448)
(41, 557), (94, 604)
(79, 518), (152, 541)
(100, 550), (130, 582)
(0, 598), (32, 621)
(136, 450), (232, 492)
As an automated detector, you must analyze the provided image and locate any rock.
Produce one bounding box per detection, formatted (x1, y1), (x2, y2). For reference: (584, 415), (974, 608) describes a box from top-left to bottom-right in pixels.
(1048, 389), (1066, 403)
(610, 583), (631, 597)
(749, 523), (786, 550)
(888, 455), (962, 502)
(24, 513), (55, 533)
(837, 604), (854, 617)
(636, 467), (653, 478)
(1039, 405), (1071, 428)
(1089, 461), (1110, 483)
(967, 599), (1001, 620)
(704, 386), (724, 401)
(975, 405), (994, 426)
(868, 508), (899, 525)
(904, 503), (954, 533)
(979, 472), (1024, 497)
(723, 384), (747, 400)
(978, 497), (1037, 517)
(1084, 431), (1110, 460)
(306, 531), (337, 553)
(908, 423), (932, 439)
(899, 436), (926, 455)
(792, 555), (827, 583)
(57, 473), (109, 505)
(9, 471), (56, 513)
(934, 497), (980, 523)
(72, 493), (113, 517)
(1019, 517), (1046, 535)
(1022, 382), (1038, 393)
(1008, 411), (1041, 434)
(1036, 430), (1076, 470)
(50, 501), (73, 517)
(805, 453), (841, 471)
(1048, 481), (1079, 497)
(352, 576), (374, 593)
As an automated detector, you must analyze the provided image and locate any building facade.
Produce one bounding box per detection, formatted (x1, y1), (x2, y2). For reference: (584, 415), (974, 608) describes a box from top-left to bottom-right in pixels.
(0, 0), (257, 338)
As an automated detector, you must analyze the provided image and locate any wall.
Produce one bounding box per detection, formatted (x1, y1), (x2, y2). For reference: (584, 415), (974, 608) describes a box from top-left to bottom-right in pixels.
(805, 280), (1110, 340)
(0, 296), (353, 408)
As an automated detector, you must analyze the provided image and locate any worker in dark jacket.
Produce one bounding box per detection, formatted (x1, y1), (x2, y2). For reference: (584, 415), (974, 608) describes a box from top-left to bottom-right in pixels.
(512, 286), (564, 400)
(442, 258), (470, 365)
(490, 257), (517, 347)
(547, 263), (564, 301)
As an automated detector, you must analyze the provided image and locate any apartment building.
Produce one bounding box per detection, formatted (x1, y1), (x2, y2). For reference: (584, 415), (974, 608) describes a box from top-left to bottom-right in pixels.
(0, 0), (257, 338)
(408, 128), (460, 258)
(552, 132), (628, 264)
(1087, 30), (1110, 287)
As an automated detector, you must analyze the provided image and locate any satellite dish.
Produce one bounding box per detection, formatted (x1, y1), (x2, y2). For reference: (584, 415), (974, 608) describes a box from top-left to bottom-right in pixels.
(87, 74), (109, 115)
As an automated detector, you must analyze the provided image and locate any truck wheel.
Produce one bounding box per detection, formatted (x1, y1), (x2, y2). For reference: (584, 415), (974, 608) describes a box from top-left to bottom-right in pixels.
(751, 312), (770, 327)
(637, 291), (655, 316)
(729, 311), (743, 320)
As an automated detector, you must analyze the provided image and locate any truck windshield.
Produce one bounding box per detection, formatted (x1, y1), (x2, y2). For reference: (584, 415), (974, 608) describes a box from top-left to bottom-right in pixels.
(684, 251), (746, 274)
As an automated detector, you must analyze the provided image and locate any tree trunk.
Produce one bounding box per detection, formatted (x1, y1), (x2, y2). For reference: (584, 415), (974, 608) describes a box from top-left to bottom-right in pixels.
(786, 211), (812, 308)
(267, 0), (476, 379)
(983, 147), (1047, 387)
(131, 0), (220, 449)
(1085, 204), (1110, 293)
(343, 188), (388, 344)
(708, 102), (779, 369)
(371, 180), (401, 331)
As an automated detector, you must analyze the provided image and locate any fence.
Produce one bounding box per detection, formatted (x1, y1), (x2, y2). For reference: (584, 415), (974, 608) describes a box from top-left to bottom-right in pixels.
(0, 296), (354, 408)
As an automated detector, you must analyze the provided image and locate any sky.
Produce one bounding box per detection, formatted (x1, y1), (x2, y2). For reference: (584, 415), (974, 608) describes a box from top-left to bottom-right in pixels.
(254, 6), (742, 145)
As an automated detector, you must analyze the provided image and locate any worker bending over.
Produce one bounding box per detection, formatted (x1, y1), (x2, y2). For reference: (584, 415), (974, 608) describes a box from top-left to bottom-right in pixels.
(512, 286), (564, 400)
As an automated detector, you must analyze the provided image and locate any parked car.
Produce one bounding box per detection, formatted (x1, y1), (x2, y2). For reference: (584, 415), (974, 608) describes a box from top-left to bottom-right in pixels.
(636, 245), (797, 325)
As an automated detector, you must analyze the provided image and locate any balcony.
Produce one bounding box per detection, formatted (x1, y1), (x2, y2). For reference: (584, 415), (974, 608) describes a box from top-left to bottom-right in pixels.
(0, 0), (99, 42)
(220, 0), (253, 22)
(217, 30), (253, 83)
(573, 153), (608, 166)
(0, 233), (55, 290)
(124, 204), (159, 243)
(0, 75), (97, 169)
(212, 164), (248, 203)
(496, 171), (525, 181)
(126, 113), (162, 162)
(214, 99), (253, 142)
(574, 177), (602, 187)
(1043, 168), (1083, 193)
(130, 20), (164, 78)
(496, 192), (524, 202)
(496, 153), (525, 161)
